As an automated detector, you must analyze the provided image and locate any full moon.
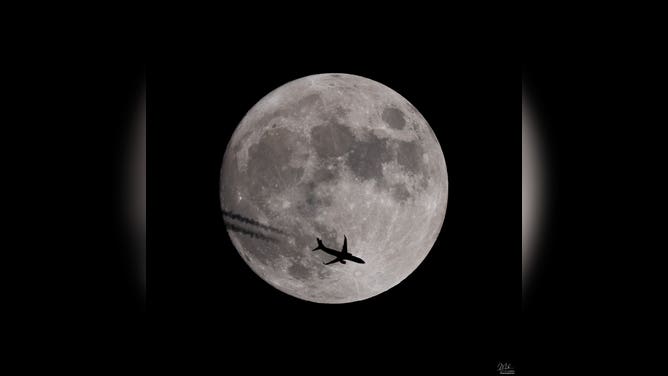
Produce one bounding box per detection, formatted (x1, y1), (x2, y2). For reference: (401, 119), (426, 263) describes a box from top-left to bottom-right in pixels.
(220, 73), (448, 303)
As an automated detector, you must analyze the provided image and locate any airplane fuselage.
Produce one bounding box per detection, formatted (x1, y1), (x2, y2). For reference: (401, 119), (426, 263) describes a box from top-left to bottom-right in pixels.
(318, 246), (365, 264)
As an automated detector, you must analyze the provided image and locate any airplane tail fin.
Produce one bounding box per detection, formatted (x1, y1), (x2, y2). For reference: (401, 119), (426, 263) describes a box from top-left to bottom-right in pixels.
(312, 238), (324, 252)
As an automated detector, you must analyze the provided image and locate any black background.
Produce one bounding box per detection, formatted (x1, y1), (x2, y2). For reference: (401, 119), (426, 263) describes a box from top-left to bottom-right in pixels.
(50, 30), (613, 372)
(63, 26), (647, 372)
(6, 11), (665, 374)
(6, 11), (663, 373)
(520, 34), (664, 373)
(146, 38), (518, 370)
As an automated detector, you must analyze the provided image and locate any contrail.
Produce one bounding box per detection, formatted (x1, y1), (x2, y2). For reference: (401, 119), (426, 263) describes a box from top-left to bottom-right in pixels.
(221, 209), (289, 236)
(224, 221), (277, 243)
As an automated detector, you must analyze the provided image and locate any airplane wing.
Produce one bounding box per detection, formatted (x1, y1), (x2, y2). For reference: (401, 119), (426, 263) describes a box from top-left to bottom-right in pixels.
(342, 235), (348, 254)
(324, 258), (341, 265)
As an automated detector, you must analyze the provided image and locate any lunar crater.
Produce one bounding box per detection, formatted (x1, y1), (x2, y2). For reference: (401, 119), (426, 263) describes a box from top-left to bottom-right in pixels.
(382, 107), (406, 130)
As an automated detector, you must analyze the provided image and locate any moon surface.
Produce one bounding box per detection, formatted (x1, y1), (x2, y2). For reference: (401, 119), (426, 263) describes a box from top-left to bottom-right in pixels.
(220, 73), (448, 303)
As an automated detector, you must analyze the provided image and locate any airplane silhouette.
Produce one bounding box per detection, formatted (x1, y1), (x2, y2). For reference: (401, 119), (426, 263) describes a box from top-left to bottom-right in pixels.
(311, 235), (365, 265)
